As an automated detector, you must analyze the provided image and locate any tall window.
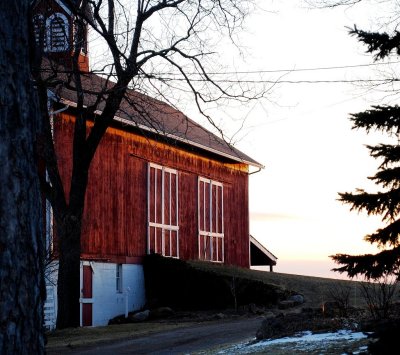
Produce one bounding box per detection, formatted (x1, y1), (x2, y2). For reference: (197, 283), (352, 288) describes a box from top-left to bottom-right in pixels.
(198, 177), (224, 262)
(46, 13), (69, 52)
(148, 163), (179, 258)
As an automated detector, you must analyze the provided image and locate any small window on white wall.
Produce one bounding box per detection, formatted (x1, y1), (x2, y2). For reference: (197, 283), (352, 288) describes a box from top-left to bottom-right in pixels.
(147, 163), (179, 258)
(116, 264), (122, 293)
(198, 177), (224, 262)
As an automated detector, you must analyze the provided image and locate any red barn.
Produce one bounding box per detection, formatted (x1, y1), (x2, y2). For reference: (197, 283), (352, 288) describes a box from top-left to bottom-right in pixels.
(34, 0), (275, 327)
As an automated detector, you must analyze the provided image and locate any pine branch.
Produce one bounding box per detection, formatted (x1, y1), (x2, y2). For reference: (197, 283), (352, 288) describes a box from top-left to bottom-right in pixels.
(331, 247), (400, 280)
(350, 26), (400, 60)
(370, 167), (400, 189)
(349, 105), (400, 134)
(367, 144), (400, 169)
(365, 219), (400, 248)
(338, 188), (400, 222)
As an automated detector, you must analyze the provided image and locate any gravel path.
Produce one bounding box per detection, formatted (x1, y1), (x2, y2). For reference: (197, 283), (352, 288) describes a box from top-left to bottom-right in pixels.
(46, 317), (264, 355)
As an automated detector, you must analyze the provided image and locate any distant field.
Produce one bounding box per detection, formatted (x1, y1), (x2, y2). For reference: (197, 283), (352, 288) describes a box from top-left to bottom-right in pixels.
(188, 260), (377, 308)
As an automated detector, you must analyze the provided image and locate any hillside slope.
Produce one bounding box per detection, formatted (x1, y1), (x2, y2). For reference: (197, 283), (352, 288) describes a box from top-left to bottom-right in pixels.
(144, 255), (367, 310)
(187, 260), (368, 308)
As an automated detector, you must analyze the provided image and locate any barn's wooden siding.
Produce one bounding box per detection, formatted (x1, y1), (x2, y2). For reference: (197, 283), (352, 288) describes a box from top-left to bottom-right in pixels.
(54, 113), (250, 268)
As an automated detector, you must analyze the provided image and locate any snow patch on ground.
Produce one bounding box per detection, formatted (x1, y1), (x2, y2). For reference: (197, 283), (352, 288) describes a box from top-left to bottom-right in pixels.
(218, 330), (370, 354)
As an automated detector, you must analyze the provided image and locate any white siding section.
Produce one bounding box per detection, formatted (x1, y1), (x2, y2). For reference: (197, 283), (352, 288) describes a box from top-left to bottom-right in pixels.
(44, 285), (57, 330)
(44, 262), (146, 328)
(44, 261), (59, 330)
(91, 263), (146, 326)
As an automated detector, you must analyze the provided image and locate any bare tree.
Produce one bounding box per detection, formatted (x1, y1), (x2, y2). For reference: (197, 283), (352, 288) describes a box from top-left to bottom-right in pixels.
(305, 0), (362, 7)
(326, 283), (352, 316)
(31, 0), (264, 328)
(359, 274), (399, 319)
(0, 0), (45, 352)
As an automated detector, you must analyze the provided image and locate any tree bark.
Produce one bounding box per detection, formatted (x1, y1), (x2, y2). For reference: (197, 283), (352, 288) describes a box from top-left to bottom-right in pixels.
(56, 213), (82, 328)
(0, 0), (45, 353)
(52, 74), (128, 329)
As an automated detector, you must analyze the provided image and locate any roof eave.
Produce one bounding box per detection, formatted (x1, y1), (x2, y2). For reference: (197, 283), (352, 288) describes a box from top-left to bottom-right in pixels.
(58, 97), (264, 169)
(250, 235), (278, 262)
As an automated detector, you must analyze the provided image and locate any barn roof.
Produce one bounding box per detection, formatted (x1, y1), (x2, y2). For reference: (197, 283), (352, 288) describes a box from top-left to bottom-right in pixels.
(53, 71), (263, 168)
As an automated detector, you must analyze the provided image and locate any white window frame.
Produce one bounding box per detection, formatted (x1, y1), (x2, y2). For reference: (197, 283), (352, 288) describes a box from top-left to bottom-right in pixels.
(46, 13), (69, 52)
(116, 264), (123, 293)
(198, 177), (224, 262)
(147, 163), (179, 258)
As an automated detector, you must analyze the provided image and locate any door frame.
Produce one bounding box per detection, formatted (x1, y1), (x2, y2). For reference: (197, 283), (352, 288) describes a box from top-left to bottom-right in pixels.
(80, 261), (94, 326)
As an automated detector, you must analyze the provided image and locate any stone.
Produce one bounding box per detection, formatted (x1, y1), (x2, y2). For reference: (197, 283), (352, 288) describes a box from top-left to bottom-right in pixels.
(132, 310), (150, 322)
(150, 307), (174, 319)
(289, 294), (304, 305)
(214, 313), (225, 319)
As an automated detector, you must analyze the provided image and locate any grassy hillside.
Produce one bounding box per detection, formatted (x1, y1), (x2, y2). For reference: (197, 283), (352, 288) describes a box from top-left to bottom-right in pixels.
(188, 260), (365, 308)
(143, 255), (373, 310)
(143, 255), (290, 310)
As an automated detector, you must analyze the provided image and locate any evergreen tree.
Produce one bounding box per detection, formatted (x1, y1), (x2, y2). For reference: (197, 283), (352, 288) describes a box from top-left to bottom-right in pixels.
(333, 27), (400, 280)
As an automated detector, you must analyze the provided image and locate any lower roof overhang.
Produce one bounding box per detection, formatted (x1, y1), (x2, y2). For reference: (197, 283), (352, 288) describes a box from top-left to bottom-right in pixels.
(250, 235), (278, 267)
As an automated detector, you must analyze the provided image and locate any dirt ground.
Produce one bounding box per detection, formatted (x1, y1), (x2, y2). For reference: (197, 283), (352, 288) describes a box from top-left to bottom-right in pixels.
(46, 305), (375, 354)
(46, 313), (264, 355)
(46, 311), (373, 355)
(45, 271), (380, 354)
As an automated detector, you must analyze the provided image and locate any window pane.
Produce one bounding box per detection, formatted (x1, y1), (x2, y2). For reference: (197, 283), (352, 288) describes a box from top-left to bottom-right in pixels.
(171, 174), (177, 226)
(212, 184), (217, 233)
(164, 172), (170, 225)
(155, 168), (162, 224)
(148, 226), (156, 254)
(204, 181), (210, 232)
(199, 180), (204, 231)
(198, 178), (224, 262)
(148, 164), (179, 258)
(217, 185), (223, 233)
(149, 167), (156, 223)
(171, 230), (178, 257)
(155, 227), (162, 254)
(212, 237), (218, 261)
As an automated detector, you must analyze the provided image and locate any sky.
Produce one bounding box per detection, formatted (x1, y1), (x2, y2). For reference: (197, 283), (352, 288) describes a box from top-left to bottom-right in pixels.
(209, 0), (400, 279)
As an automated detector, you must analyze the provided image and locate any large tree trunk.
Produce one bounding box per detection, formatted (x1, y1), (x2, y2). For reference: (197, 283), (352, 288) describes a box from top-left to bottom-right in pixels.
(56, 213), (82, 328)
(54, 156), (89, 328)
(0, 0), (45, 353)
